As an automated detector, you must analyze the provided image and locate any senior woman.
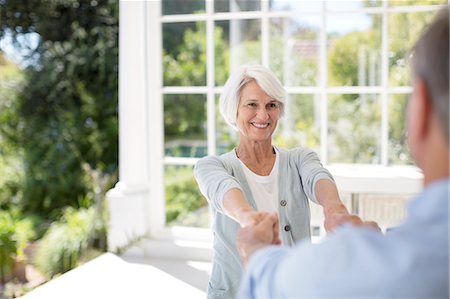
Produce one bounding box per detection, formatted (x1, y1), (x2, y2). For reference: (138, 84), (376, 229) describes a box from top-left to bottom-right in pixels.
(194, 64), (376, 299)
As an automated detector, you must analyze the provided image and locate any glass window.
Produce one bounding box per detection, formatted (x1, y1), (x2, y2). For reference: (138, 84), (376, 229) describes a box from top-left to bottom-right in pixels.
(214, 0), (260, 13)
(328, 94), (381, 164)
(270, 16), (320, 86)
(327, 1), (381, 10)
(389, 0), (446, 7)
(269, 1), (323, 12)
(164, 94), (207, 158)
(156, 1), (442, 230)
(274, 94), (321, 152)
(163, 22), (207, 86)
(388, 94), (413, 165)
(215, 19), (261, 86)
(388, 11), (437, 87)
(327, 13), (382, 86)
(165, 165), (208, 228)
(215, 96), (239, 155)
(162, 0), (205, 15)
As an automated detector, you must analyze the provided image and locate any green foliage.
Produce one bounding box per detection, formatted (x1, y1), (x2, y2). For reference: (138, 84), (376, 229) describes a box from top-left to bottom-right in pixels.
(164, 94), (207, 143)
(0, 209), (37, 284)
(328, 30), (380, 86)
(389, 9), (438, 86)
(162, 22), (229, 158)
(328, 94), (381, 163)
(389, 94), (413, 164)
(34, 206), (105, 277)
(0, 213), (17, 284)
(163, 22), (229, 86)
(165, 166), (207, 224)
(0, 54), (25, 209)
(0, 0), (119, 217)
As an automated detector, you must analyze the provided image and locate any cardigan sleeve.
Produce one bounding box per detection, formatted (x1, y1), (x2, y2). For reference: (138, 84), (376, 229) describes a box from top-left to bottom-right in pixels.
(294, 148), (335, 203)
(194, 155), (244, 214)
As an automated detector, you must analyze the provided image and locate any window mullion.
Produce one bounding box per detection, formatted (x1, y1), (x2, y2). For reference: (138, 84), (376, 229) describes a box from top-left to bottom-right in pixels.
(320, 2), (328, 163)
(381, 1), (389, 166)
(207, 0), (216, 156)
(261, 0), (269, 67)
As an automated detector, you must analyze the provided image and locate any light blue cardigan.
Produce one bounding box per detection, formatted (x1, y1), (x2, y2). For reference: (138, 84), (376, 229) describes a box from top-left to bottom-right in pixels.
(194, 146), (334, 299)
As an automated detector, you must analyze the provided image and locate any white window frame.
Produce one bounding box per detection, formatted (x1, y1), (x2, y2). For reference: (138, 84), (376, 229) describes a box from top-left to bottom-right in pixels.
(107, 0), (444, 260)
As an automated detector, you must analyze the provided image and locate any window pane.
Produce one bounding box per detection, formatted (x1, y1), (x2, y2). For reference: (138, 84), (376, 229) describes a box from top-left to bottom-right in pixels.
(270, 16), (320, 86)
(162, 0), (205, 15)
(163, 22), (206, 86)
(215, 96), (239, 155)
(165, 165), (209, 228)
(214, 0), (260, 12)
(164, 94), (207, 158)
(274, 94), (321, 152)
(215, 19), (261, 86)
(388, 11), (437, 87)
(388, 94), (413, 165)
(270, 1), (323, 12)
(327, 1), (381, 10)
(389, 0), (446, 7)
(328, 94), (381, 163)
(328, 14), (381, 86)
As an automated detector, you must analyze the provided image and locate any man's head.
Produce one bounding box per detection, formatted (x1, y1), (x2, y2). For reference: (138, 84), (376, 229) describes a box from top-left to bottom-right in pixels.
(408, 6), (449, 177)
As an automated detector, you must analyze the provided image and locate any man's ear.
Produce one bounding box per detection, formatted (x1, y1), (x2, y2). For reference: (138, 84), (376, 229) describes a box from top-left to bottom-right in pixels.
(412, 79), (432, 140)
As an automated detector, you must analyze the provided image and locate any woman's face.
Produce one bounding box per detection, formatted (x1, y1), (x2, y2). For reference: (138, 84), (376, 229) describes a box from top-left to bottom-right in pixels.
(236, 80), (282, 143)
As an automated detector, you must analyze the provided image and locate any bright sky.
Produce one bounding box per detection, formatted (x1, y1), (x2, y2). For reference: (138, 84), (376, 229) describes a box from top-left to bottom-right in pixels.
(0, 31), (40, 67)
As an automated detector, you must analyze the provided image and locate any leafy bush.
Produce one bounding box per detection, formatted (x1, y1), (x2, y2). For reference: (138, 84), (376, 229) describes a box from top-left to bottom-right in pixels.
(0, 209), (36, 284)
(165, 166), (207, 224)
(34, 206), (106, 277)
(0, 213), (17, 284)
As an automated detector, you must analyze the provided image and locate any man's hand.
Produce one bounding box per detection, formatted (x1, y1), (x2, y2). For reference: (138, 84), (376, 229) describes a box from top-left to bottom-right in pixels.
(237, 212), (281, 266)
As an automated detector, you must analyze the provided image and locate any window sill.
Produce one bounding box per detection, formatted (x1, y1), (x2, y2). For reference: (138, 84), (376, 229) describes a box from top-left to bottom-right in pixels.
(326, 164), (423, 194)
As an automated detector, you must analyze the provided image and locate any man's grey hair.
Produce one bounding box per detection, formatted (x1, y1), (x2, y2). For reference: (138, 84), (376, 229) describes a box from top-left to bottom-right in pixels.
(219, 64), (285, 131)
(411, 6), (449, 143)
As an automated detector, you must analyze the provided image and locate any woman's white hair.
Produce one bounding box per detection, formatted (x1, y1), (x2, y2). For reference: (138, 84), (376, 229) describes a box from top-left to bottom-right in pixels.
(219, 64), (285, 130)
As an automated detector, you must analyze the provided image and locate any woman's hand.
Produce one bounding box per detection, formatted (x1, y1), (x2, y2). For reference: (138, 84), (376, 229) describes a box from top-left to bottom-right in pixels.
(238, 209), (268, 227)
(237, 212), (282, 266)
(324, 203), (380, 232)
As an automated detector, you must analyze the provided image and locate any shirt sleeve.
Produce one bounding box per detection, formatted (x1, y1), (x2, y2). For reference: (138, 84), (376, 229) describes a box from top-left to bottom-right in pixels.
(237, 225), (398, 299)
(295, 148), (335, 203)
(236, 246), (290, 299)
(193, 155), (243, 214)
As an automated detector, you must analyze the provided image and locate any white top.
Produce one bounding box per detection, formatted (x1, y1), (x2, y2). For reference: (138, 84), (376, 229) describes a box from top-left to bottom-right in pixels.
(239, 148), (279, 213)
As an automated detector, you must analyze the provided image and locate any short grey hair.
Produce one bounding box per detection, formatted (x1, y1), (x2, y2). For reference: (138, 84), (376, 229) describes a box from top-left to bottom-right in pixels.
(411, 6), (449, 143)
(219, 64), (286, 130)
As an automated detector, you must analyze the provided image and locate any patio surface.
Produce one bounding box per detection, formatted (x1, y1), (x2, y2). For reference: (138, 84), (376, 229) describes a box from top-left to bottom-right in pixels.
(21, 253), (211, 299)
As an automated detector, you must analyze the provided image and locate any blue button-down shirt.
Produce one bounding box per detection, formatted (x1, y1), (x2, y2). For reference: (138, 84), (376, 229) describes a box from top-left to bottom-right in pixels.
(238, 179), (449, 299)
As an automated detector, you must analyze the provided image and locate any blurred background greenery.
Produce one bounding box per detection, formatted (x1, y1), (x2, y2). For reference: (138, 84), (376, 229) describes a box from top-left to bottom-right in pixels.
(0, 0), (117, 295)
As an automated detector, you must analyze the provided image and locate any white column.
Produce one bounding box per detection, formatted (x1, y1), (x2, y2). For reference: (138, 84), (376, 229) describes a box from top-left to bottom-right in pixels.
(107, 0), (153, 252)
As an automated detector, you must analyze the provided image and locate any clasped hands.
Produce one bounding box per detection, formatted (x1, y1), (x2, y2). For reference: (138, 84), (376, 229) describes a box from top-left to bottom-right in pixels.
(237, 208), (380, 266)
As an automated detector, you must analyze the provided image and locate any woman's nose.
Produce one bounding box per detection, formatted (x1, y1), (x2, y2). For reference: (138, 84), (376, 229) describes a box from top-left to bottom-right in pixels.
(256, 107), (270, 120)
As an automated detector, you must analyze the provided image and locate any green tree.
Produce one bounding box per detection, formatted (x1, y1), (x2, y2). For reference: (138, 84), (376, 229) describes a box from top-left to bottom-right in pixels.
(0, 0), (118, 217)
(0, 53), (24, 209)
